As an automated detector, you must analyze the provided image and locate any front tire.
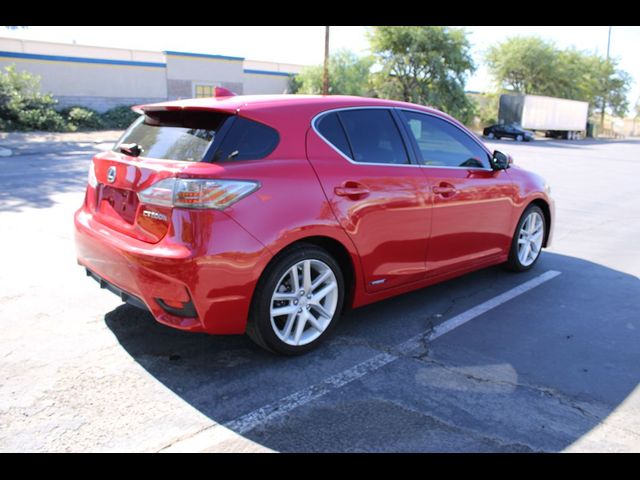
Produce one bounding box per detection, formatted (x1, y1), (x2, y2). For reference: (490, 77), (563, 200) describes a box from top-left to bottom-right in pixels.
(487, 132), (495, 139)
(505, 205), (546, 272)
(516, 134), (524, 142)
(246, 244), (344, 355)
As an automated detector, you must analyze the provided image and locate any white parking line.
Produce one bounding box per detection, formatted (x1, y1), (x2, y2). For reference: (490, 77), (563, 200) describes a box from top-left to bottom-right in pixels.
(160, 269), (562, 452)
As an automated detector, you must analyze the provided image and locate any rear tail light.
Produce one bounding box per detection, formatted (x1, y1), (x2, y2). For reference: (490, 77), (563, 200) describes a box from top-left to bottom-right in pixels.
(138, 178), (260, 210)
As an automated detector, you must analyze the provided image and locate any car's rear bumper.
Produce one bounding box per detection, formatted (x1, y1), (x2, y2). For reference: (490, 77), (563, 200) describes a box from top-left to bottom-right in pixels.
(74, 205), (271, 334)
(85, 267), (148, 311)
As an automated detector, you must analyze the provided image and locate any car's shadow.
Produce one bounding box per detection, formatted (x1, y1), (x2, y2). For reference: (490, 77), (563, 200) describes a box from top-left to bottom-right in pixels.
(105, 252), (640, 452)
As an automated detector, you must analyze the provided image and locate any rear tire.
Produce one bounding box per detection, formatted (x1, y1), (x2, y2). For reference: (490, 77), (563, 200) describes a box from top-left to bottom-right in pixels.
(246, 244), (344, 355)
(504, 205), (546, 272)
(487, 132), (495, 139)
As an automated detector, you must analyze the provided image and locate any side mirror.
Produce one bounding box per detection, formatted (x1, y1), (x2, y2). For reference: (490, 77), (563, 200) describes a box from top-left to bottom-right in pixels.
(490, 150), (511, 170)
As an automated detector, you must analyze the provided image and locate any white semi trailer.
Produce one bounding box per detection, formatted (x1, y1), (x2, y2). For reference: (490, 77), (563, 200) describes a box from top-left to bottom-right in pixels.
(499, 94), (589, 140)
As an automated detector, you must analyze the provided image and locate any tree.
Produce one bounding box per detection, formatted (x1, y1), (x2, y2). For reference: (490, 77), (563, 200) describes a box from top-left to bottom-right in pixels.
(289, 50), (374, 97)
(368, 26), (476, 123)
(485, 37), (559, 96)
(555, 51), (630, 117)
(591, 57), (631, 117)
(472, 92), (500, 126)
(486, 36), (632, 116)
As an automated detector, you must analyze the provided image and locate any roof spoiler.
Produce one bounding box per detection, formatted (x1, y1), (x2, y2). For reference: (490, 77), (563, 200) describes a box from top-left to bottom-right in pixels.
(131, 86), (236, 114)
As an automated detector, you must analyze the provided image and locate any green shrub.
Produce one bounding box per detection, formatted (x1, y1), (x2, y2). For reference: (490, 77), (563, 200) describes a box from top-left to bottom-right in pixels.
(17, 108), (68, 131)
(0, 65), (67, 131)
(61, 106), (105, 130)
(101, 105), (139, 129)
(1, 65), (142, 131)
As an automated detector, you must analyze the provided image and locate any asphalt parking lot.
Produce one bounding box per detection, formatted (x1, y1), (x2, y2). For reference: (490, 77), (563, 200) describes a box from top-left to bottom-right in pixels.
(1, 133), (639, 452)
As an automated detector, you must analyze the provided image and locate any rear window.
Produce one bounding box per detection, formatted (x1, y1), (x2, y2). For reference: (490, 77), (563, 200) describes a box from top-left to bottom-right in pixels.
(114, 111), (228, 162)
(114, 110), (278, 163)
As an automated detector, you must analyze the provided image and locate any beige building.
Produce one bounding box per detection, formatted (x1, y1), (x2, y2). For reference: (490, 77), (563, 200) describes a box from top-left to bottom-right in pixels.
(0, 37), (304, 112)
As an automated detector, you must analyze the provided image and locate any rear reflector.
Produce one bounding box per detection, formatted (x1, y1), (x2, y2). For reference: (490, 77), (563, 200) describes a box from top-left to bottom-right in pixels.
(155, 298), (197, 318)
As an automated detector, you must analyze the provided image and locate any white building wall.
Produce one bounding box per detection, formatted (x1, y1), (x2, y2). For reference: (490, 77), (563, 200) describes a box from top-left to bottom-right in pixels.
(165, 52), (245, 99)
(0, 59), (167, 98)
(244, 59), (303, 75)
(243, 72), (292, 95)
(0, 37), (167, 111)
(0, 37), (305, 110)
(242, 59), (299, 95)
(0, 37), (165, 63)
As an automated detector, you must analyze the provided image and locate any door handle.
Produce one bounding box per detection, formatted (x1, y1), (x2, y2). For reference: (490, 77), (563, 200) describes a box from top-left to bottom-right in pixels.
(432, 183), (457, 196)
(334, 182), (370, 198)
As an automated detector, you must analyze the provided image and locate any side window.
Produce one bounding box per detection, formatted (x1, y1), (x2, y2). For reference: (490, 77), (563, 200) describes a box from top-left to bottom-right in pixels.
(338, 109), (409, 165)
(212, 117), (279, 161)
(402, 111), (491, 169)
(316, 112), (353, 159)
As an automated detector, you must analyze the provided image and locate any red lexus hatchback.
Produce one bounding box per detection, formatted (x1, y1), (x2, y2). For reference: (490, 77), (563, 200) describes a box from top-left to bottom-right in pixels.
(75, 93), (554, 355)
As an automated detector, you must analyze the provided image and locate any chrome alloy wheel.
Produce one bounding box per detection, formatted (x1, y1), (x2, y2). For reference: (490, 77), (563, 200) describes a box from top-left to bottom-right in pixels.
(517, 211), (544, 267)
(269, 259), (339, 346)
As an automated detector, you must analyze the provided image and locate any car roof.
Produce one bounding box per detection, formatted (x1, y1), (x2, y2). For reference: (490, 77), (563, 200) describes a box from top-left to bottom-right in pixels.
(136, 94), (442, 117)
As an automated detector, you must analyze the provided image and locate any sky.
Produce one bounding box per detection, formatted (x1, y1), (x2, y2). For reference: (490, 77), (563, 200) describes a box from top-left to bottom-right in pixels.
(3, 26), (639, 111)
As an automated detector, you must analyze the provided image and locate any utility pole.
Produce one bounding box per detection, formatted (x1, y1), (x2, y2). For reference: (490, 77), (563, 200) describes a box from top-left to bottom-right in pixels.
(600, 26), (612, 134)
(322, 26), (330, 95)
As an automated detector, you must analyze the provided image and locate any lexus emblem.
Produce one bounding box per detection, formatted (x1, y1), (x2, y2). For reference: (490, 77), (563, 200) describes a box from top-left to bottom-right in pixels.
(107, 166), (117, 183)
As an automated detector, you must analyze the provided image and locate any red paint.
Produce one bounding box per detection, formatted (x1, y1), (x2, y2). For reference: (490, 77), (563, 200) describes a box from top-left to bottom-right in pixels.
(214, 86), (236, 97)
(75, 95), (554, 335)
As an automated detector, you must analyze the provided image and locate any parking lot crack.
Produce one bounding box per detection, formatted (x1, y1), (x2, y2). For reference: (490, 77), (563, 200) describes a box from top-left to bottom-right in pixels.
(408, 355), (605, 421)
(384, 398), (544, 452)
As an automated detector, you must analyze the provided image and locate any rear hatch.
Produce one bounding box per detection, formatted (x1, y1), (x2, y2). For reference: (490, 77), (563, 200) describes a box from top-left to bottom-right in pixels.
(88, 110), (232, 243)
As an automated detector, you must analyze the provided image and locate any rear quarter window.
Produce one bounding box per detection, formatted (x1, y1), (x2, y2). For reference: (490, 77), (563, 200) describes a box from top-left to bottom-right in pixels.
(315, 112), (353, 159)
(212, 117), (279, 162)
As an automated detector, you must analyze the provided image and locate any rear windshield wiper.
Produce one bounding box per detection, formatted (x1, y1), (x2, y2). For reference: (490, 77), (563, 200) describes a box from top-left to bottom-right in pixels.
(119, 143), (143, 157)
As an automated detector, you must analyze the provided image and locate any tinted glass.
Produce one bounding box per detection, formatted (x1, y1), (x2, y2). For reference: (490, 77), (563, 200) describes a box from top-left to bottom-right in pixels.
(114, 111), (228, 162)
(338, 109), (409, 165)
(403, 111), (490, 169)
(213, 117), (279, 161)
(316, 112), (353, 159)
